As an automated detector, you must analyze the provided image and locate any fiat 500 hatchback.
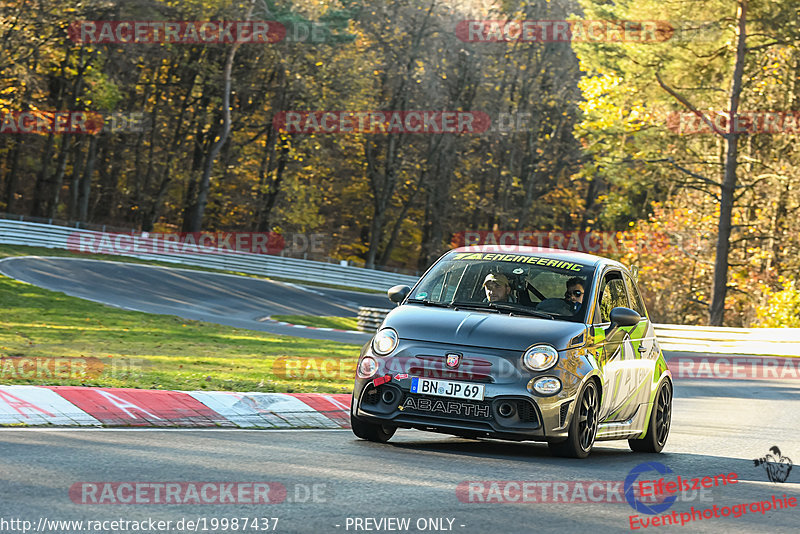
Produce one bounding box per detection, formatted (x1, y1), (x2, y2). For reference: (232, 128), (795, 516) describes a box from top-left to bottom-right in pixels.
(350, 246), (672, 458)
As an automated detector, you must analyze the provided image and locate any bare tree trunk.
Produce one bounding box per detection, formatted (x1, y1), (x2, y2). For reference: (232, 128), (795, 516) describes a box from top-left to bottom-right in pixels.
(32, 134), (54, 217)
(364, 132), (401, 269)
(709, 0), (748, 326)
(78, 136), (98, 222)
(3, 139), (21, 212)
(184, 0), (254, 232)
(93, 139), (122, 223)
(255, 66), (290, 231)
(417, 135), (454, 269)
(180, 120), (209, 231)
(68, 138), (85, 220)
(256, 139), (289, 232)
(47, 136), (71, 218)
(33, 46), (72, 217)
(146, 50), (204, 231)
(655, 0), (749, 326)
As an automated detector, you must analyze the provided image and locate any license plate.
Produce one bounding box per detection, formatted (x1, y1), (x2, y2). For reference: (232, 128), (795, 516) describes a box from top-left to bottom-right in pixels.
(410, 377), (485, 401)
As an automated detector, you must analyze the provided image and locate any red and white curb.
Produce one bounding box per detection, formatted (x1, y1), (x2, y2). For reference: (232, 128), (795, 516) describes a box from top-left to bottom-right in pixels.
(258, 316), (361, 334)
(0, 386), (351, 429)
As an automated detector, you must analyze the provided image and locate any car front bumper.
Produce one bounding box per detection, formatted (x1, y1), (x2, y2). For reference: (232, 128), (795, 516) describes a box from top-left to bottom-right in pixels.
(352, 377), (578, 442)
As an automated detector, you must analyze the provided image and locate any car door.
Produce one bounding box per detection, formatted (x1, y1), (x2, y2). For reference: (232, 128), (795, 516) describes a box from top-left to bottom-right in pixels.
(620, 272), (662, 420)
(593, 269), (642, 423)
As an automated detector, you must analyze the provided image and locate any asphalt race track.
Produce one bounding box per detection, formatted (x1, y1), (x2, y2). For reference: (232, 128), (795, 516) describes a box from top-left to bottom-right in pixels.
(1, 256), (799, 533)
(2, 378), (799, 534)
(0, 256), (378, 343)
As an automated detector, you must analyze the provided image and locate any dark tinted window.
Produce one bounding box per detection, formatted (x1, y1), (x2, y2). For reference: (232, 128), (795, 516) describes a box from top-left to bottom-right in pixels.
(410, 252), (595, 322)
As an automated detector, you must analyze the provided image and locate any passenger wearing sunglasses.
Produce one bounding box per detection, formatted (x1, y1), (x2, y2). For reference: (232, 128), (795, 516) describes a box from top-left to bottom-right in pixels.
(533, 276), (586, 315)
(564, 277), (584, 313)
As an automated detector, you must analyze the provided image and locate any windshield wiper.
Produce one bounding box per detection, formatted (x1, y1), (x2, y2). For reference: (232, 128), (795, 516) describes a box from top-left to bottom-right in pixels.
(448, 301), (505, 313)
(408, 299), (553, 319)
(488, 302), (556, 319)
(406, 298), (451, 308)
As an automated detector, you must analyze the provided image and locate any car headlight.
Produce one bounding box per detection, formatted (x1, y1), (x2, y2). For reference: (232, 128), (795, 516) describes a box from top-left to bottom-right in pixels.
(371, 328), (398, 356)
(357, 356), (378, 378)
(528, 376), (562, 395)
(522, 344), (559, 372)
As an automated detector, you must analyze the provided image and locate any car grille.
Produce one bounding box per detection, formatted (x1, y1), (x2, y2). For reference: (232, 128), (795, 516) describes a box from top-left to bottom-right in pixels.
(410, 355), (495, 383)
(407, 366), (494, 383)
(560, 401), (571, 427)
(363, 387), (380, 406)
(516, 400), (538, 423)
(492, 397), (540, 429)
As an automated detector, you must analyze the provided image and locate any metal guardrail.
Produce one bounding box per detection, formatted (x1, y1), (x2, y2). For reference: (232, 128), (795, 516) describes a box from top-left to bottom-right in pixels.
(357, 307), (393, 332)
(355, 307), (800, 355)
(0, 219), (419, 292)
(5, 217), (800, 355)
(653, 324), (800, 356)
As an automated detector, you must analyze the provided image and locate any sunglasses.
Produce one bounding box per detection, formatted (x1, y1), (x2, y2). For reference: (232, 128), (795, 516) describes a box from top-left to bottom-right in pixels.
(569, 290), (583, 297)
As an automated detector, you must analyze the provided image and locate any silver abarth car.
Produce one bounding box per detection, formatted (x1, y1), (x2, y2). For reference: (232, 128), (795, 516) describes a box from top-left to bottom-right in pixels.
(350, 246), (672, 458)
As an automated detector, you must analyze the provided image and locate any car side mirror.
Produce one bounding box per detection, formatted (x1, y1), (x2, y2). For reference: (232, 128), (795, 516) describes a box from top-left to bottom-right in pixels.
(388, 285), (411, 304)
(609, 306), (641, 328)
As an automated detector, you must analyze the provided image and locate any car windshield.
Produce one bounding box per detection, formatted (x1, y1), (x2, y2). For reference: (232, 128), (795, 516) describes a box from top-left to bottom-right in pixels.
(409, 251), (596, 322)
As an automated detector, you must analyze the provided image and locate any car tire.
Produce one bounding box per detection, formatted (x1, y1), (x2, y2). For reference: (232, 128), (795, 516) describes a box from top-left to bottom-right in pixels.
(629, 379), (672, 453)
(351, 413), (396, 443)
(548, 380), (599, 459)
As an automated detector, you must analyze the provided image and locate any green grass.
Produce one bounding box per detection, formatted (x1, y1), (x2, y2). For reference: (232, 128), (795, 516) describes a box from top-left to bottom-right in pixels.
(270, 315), (359, 331)
(0, 274), (361, 393)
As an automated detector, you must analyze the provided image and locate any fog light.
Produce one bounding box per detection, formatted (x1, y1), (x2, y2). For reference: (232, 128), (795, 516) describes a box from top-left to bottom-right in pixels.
(528, 376), (561, 395)
(357, 356), (378, 378)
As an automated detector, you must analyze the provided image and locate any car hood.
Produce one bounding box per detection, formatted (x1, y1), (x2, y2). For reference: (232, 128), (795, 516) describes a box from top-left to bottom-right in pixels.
(382, 304), (586, 352)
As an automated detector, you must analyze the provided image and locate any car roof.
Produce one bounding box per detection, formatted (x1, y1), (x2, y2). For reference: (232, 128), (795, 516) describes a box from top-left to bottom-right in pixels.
(448, 245), (627, 271)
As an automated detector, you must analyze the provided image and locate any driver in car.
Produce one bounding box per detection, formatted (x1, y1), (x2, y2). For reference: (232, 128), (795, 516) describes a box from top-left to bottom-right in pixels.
(483, 273), (514, 303)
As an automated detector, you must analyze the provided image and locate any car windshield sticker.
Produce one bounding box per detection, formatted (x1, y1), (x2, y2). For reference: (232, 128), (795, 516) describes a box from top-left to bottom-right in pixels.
(451, 252), (584, 272)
